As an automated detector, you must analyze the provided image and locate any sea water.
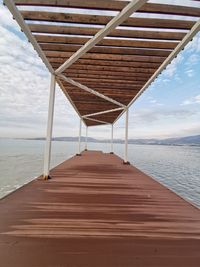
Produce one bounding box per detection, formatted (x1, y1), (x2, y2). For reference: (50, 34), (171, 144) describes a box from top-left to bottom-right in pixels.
(0, 139), (200, 207)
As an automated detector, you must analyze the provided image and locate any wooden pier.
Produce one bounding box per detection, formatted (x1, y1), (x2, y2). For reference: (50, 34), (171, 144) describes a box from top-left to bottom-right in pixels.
(0, 151), (200, 266)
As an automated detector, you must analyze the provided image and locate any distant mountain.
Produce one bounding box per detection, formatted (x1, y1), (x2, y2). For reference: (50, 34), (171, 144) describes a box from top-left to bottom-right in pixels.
(29, 136), (98, 142)
(25, 135), (200, 146)
(128, 135), (200, 146)
(157, 135), (200, 146)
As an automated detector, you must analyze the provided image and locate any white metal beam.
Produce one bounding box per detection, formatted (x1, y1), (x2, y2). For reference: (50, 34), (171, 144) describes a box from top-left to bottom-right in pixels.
(85, 126), (88, 151)
(58, 74), (125, 108)
(56, 77), (87, 127)
(111, 124), (114, 154)
(114, 19), (200, 124)
(78, 118), (82, 155)
(4, 0), (54, 74)
(43, 74), (56, 179)
(124, 108), (129, 164)
(84, 117), (110, 125)
(55, 0), (147, 74)
(83, 107), (124, 118)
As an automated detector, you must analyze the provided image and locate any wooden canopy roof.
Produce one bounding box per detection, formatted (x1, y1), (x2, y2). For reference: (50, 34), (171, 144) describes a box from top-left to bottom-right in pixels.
(5, 0), (200, 126)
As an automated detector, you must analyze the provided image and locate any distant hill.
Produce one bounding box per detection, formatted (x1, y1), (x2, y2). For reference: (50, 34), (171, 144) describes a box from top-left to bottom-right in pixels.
(128, 135), (200, 146)
(25, 135), (200, 146)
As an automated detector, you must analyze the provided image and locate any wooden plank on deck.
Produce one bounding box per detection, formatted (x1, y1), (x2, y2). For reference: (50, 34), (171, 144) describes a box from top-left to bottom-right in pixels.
(0, 151), (200, 266)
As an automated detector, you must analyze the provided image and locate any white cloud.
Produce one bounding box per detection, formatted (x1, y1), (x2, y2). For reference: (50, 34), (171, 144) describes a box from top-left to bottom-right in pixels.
(181, 95), (200, 106)
(156, 32), (200, 83)
(162, 54), (184, 78)
(147, 97), (163, 106)
(195, 95), (200, 103)
(185, 33), (200, 53)
(186, 54), (200, 65)
(185, 69), (194, 77)
(0, 3), (19, 29)
(129, 108), (198, 125)
(0, 5), (79, 138)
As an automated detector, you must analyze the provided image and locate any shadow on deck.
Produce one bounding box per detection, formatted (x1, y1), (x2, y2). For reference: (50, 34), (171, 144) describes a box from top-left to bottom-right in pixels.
(0, 151), (200, 267)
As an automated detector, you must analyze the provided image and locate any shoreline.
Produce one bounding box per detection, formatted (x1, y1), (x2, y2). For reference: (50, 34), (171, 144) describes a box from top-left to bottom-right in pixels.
(1, 137), (200, 147)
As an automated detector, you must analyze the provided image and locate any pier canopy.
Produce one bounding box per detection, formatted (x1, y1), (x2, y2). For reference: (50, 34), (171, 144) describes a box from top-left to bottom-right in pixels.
(4, 0), (200, 126)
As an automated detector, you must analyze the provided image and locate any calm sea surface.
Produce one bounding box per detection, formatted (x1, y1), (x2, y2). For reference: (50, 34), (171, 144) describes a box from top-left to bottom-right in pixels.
(0, 139), (200, 207)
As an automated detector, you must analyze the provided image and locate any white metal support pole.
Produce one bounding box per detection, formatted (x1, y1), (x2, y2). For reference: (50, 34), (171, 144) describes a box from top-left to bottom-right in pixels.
(85, 126), (88, 151)
(77, 118), (82, 155)
(110, 124), (114, 154)
(124, 108), (130, 165)
(43, 74), (56, 179)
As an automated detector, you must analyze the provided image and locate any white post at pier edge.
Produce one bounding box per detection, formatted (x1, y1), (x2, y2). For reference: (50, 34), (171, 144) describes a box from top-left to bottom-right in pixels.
(78, 118), (82, 155)
(85, 126), (88, 151)
(124, 108), (130, 164)
(43, 74), (56, 179)
(110, 124), (114, 154)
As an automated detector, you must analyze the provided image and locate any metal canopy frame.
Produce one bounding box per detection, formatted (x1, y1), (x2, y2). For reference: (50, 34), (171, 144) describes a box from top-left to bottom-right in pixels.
(4, 0), (200, 177)
(4, 0), (200, 127)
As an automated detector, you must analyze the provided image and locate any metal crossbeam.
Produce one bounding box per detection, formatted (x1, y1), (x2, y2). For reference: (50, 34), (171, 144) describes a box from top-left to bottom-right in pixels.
(114, 19), (200, 123)
(85, 126), (88, 150)
(56, 76), (87, 126)
(83, 107), (124, 118)
(78, 118), (82, 154)
(55, 0), (147, 74)
(124, 108), (129, 163)
(84, 117), (109, 125)
(111, 124), (114, 153)
(58, 74), (126, 108)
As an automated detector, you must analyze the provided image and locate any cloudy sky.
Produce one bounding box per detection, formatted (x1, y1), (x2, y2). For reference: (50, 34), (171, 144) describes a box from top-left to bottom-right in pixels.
(0, 1), (200, 140)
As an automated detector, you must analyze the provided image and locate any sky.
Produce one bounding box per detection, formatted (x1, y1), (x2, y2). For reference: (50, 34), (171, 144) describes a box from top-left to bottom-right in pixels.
(0, 1), (200, 140)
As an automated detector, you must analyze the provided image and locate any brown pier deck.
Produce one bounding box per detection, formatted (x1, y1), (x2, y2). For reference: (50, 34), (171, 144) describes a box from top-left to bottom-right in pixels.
(0, 151), (200, 267)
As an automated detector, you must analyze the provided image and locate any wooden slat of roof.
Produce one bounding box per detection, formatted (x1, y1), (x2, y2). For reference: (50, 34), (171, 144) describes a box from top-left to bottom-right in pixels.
(35, 35), (177, 50)
(88, 112), (124, 123)
(29, 24), (186, 41)
(72, 83), (145, 90)
(83, 119), (105, 126)
(58, 66), (156, 75)
(61, 86), (120, 112)
(62, 81), (139, 106)
(68, 77), (145, 85)
(7, 1), (200, 126)
(49, 58), (161, 68)
(58, 70), (152, 82)
(64, 85), (139, 94)
(21, 11), (195, 30)
(65, 81), (144, 106)
(15, 0), (200, 17)
(78, 83), (146, 90)
(44, 51), (167, 63)
(59, 71), (151, 84)
(53, 65), (158, 76)
(64, 71), (150, 80)
(40, 44), (171, 57)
